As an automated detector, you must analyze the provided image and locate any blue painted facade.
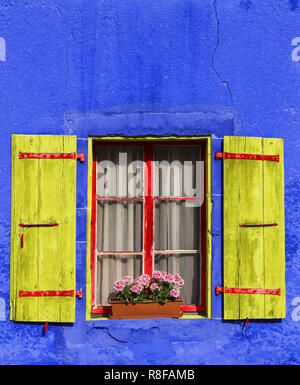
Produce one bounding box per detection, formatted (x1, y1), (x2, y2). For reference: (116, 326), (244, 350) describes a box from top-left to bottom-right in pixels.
(0, 0), (299, 365)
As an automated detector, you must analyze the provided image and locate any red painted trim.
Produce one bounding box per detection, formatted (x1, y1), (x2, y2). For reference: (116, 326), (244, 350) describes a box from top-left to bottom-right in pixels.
(144, 144), (154, 277)
(153, 196), (197, 200)
(91, 140), (207, 315)
(181, 304), (205, 312)
(154, 250), (200, 254)
(19, 223), (59, 227)
(19, 290), (74, 297)
(215, 285), (280, 296)
(96, 251), (144, 255)
(91, 142), (97, 308)
(92, 306), (112, 314)
(240, 223), (278, 227)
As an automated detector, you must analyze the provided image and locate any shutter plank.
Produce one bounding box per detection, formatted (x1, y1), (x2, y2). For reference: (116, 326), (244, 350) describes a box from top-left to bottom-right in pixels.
(38, 135), (64, 322)
(263, 138), (285, 318)
(11, 135), (40, 321)
(223, 136), (242, 319)
(238, 137), (264, 319)
(59, 136), (77, 322)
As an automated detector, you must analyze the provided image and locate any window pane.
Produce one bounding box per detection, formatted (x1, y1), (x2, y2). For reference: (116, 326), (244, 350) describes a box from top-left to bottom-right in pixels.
(154, 253), (201, 305)
(153, 144), (204, 308)
(97, 254), (143, 306)
(154, 200), (200, 251)
(96, 145), (144, 198)
(96, 201), (143, 252)
(154, 145), (201, 197)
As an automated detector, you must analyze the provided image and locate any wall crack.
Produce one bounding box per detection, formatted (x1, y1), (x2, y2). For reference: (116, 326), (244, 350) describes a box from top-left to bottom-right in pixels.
(90, 327), (128, 343)
(211, 0), (233, 109)
(57, 6), (75, 115)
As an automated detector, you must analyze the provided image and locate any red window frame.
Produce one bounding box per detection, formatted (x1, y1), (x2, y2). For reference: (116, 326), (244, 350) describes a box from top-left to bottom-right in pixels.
(90, 140), (207, 315)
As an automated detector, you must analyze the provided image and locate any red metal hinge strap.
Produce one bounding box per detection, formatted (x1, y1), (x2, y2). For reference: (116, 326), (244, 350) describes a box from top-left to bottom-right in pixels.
(215, 152), (279, 162)
(19, 290), (75, 297)
(19, 289), (83, 298)
(19, 151), (85, 162)
(215, 285), (281, 296)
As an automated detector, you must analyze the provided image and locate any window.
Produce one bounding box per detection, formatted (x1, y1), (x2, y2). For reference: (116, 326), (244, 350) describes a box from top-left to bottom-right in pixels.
(90, 140), (207, 315)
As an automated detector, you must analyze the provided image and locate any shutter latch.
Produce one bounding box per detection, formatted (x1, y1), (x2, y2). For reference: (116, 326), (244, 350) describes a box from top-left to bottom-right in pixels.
(76, 151), (85, 162)
(240, 223), (278, 227)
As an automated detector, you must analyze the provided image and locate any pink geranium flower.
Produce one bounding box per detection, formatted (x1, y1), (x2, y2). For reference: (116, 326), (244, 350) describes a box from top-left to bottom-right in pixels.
(160, 271), (167, 281)
(175, 279), (184, 288)
(170, 288), (180, 298)
(113, 280), (125, 292)
(175, 274), (184, 288)
(164, 274), (175, 283)
(152, 270), (162, 280)
(131, 284), (143, 294)
(149, 283), (159, 292)
(134, 277), (143, 285)
(140, 273), (150, 281)
(122, 275), (133, 284)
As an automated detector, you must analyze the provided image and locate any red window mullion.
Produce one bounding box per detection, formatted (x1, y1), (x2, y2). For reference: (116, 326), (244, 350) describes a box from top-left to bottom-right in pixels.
(91, 142), (97, 309)
(144, 144), (154, 277)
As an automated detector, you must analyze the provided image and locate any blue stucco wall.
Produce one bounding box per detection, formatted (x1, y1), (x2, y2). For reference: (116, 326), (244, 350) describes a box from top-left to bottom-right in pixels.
(0, 0), (299, 365)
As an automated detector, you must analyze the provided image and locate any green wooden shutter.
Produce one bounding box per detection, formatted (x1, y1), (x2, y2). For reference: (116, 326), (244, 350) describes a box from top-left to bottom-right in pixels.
(223, 136), (285, 320)
(10, 135), (77, 323)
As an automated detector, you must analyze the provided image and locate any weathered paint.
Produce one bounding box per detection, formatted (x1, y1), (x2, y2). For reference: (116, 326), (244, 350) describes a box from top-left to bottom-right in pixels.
(0, 0), (299, 365)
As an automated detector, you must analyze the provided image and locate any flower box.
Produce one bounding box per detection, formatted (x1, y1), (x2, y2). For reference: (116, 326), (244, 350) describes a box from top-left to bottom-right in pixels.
(110, 271), (185, 319)
(109, 298), (183, 319)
